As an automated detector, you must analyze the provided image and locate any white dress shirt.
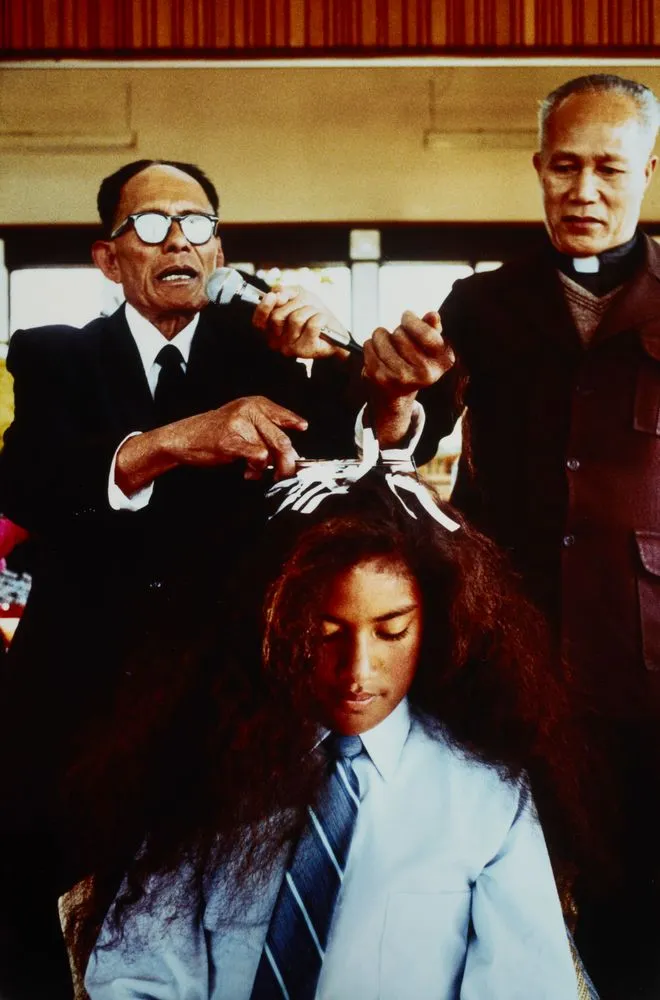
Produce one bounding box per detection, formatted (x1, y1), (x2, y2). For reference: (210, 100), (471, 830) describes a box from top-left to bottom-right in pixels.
(86, 699), (578, 999)
(107, 303), (199, 511)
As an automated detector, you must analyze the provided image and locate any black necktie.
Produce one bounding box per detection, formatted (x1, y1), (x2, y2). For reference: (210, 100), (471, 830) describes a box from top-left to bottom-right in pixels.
(153, 344), (186, 425)
(250, 734), (363, 1000)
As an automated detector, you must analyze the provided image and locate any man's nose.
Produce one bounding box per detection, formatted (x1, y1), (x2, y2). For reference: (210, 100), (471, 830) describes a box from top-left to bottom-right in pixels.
(570, 169), (599, 203)
(163, 219), (191, 251)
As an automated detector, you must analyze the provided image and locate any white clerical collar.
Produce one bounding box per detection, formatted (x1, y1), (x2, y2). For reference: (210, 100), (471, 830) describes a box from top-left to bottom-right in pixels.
(572, 256), (600, 274)
(358, 697), (411, 782)
(124, 301), (200, 375)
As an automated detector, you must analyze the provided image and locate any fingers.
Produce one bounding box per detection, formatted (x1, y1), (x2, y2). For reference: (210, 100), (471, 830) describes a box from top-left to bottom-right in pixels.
(254, 285), (346, 359)
(395, 311), (447, 355)
(421, 310), (442, 329)
(363, 311), (454, 394)
(252, 287), (298, 331)
(249, 415), (298, 480)
(239, 397), (306, 479)
(254, 397), (309, 432)
(240, 440), (274, 481)
(174, 396), (308, 481)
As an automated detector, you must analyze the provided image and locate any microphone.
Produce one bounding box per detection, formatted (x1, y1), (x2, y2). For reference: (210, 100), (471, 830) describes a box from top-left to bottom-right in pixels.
(206, 267), (363, 356)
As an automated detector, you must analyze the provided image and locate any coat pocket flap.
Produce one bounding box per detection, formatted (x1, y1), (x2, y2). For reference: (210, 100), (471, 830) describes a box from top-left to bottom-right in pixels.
(636, 532), (660, 576)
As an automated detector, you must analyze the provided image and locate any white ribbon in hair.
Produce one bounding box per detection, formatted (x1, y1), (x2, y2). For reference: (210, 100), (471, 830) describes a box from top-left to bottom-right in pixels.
(266, 427), (460, 532)
(384, 473), (459, 532)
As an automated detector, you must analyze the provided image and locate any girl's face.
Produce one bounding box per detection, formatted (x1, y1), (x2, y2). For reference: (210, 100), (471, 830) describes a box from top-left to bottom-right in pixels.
(313, 557), (423, 735)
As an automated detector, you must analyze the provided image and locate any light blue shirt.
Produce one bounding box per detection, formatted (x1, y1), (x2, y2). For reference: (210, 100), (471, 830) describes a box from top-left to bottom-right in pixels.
(86, 700), (578, 999)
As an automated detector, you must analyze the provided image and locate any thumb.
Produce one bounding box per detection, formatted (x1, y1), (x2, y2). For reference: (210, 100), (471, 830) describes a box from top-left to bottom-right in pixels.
(269, 285), (299, 305)
(421, 310), (442, 329)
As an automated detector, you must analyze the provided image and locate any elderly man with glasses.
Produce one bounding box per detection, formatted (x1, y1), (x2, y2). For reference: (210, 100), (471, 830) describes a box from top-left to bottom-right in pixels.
(0, 159), (448, 1000)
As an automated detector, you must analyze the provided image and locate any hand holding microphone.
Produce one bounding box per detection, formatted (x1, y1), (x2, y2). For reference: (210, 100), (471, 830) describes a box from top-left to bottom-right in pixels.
(206, 267), (363, 358)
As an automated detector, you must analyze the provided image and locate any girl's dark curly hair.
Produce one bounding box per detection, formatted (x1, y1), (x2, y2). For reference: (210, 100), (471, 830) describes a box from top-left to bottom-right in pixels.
(65, 469), (597, 970)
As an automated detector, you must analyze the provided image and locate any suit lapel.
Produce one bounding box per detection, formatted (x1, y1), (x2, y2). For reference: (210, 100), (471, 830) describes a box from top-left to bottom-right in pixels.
(97, 307), (245, 431)
(593, 234), (660, 347)
(512, 236), (660, 357)
(185, 307), (260, 408)
(186, 310), (226, 395)
(96, 306), (155, 431)
(507, 250), (584, 358)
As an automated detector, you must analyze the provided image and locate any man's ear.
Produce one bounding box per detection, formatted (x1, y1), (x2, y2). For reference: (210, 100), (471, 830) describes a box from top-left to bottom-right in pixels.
(532, 151), (542, 176)
(92, 240), (122, 283)
(215, 235), (225, 269)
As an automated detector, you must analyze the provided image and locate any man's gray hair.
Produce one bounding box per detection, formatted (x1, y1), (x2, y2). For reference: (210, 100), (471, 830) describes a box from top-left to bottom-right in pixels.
(538, 74), (660, 153)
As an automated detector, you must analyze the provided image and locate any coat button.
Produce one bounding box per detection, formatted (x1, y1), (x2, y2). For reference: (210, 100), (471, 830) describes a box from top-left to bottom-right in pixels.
(566, 458), (580, 471)
(563, 534), (576, 547)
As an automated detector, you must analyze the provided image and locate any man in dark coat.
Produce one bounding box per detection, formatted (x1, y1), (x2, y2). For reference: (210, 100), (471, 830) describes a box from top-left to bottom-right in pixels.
(0, 159), (448, 999)
(363, 74), (660, 999)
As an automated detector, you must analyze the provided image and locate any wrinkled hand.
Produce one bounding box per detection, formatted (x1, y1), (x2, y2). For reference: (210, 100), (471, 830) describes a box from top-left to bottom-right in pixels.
(363, 311), (455, 399)
(252, 285), (349, 359)
(173, 395), (307, 480)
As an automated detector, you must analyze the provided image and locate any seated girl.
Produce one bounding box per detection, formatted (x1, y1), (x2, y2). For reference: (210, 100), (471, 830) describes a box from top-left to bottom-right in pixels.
(80, 466), (592, 999)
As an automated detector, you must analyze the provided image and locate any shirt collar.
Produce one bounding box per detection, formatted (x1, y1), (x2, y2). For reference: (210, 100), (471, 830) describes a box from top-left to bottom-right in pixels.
(124, 301), (200, 374)
(358, 698), (411, 782)
(549, 230), (643, 297)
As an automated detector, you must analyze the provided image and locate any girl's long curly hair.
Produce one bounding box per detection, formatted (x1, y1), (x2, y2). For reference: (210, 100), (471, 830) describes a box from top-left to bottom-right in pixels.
(64, 470), (600, 971)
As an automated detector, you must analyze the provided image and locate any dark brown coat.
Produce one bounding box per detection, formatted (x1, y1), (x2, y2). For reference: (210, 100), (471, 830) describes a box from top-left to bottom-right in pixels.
(431, 235), (660, 713)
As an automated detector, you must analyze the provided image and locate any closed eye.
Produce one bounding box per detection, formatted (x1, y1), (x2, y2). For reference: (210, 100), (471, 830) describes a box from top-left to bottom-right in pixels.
(320, 629), (342, 643)
(378, 625), (411, 642)
(551, 162), (577, 173)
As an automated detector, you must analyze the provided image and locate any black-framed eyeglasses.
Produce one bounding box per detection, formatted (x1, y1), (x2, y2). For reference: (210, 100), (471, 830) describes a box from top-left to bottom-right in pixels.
(110, 212), (219, 246)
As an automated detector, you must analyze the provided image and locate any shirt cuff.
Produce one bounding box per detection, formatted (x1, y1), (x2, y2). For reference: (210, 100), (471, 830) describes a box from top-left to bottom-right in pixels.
(354, 402), (426, 462)
(108, 432), (154, 511)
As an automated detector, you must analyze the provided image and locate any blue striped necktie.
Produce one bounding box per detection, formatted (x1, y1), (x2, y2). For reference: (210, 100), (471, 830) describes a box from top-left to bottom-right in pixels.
(250, 733), (363, 1000)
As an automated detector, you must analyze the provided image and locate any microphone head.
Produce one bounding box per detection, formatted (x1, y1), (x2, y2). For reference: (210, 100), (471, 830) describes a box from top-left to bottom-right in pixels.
(206, 267), (246, 306)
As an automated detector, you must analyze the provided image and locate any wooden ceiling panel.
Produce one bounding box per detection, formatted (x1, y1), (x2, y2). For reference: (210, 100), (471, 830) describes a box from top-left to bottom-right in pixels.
(2, 0), (659, 58)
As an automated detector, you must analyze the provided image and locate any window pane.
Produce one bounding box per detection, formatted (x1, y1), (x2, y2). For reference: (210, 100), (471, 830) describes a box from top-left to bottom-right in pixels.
(10, 268), (124, 334)
(378, 263), (472, 485)
(378, 263), (473, 330)
(256, 266), (352, 331)
(474, 261), (503, 273)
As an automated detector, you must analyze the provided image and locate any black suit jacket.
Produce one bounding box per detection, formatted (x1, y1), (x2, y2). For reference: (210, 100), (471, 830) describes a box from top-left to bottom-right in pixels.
(0, 303), (361, 779)
(0, 297), (449, 808)
(1, 303), (357, 529)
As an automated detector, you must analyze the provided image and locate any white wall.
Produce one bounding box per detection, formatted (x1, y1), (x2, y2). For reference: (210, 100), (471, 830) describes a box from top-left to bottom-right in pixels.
(1, 62), (660, 225)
